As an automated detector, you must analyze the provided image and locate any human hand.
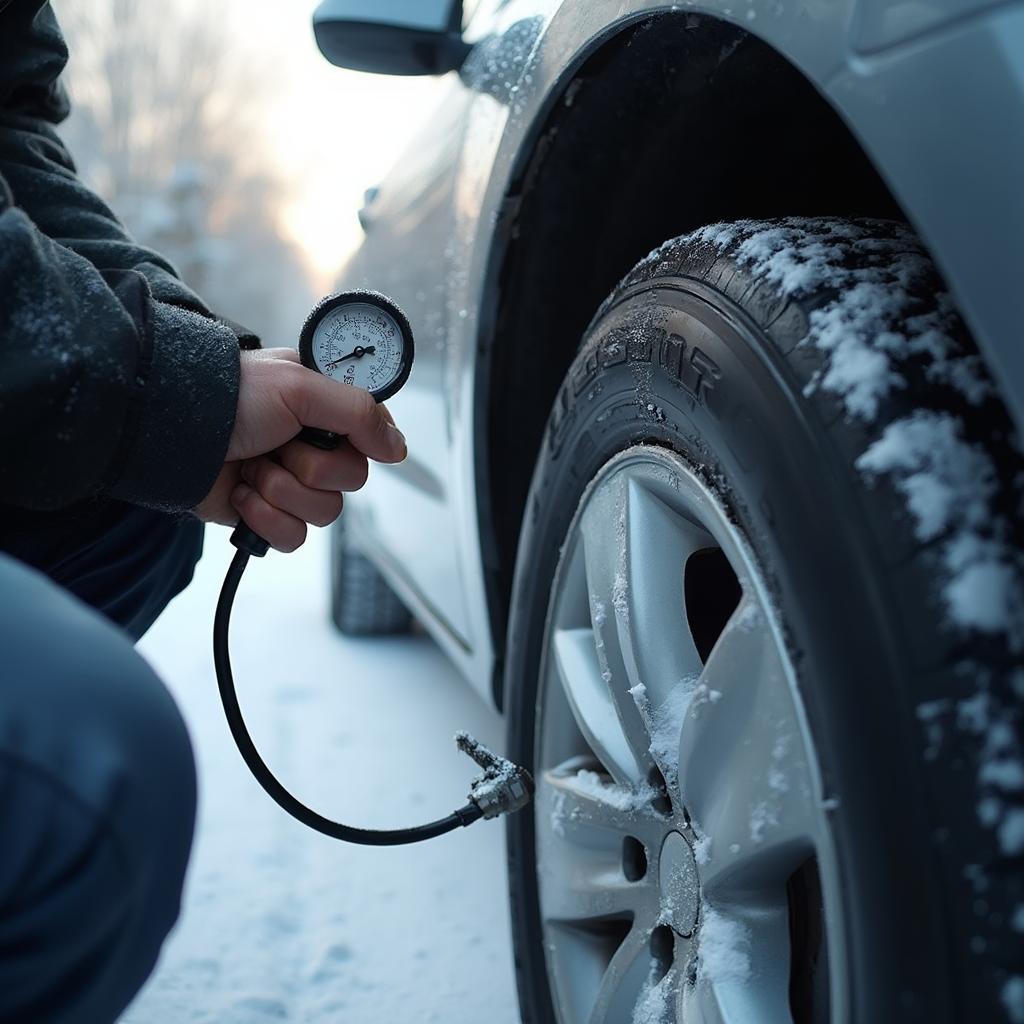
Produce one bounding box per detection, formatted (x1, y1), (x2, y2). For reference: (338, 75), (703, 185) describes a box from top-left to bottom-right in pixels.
(195, 348), (406, 551)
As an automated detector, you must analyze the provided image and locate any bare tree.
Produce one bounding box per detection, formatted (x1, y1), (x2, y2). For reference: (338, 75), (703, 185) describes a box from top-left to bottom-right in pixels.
(56, 0), (314, 342)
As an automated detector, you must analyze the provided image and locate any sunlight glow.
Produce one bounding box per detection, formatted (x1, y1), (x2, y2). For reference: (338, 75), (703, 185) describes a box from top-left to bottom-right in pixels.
(224, 2), (447, 289)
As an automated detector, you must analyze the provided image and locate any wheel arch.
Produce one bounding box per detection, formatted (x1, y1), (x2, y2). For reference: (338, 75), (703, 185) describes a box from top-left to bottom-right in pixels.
(471, 11), (912, 707)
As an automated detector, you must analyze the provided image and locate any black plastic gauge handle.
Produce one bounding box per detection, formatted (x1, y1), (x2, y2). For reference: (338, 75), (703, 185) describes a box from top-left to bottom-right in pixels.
(297, 427), (341, 451)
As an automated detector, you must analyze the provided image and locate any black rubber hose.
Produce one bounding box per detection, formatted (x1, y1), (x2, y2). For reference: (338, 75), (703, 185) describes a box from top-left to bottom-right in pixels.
(213, 547), (484, 845)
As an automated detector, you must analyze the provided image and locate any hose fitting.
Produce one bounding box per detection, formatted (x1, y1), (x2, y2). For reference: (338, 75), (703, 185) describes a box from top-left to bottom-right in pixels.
(456, 732), (534, 820)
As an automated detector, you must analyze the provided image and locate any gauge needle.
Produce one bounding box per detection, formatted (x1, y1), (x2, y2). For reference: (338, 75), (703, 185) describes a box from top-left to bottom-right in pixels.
(325, 345), (375, 370)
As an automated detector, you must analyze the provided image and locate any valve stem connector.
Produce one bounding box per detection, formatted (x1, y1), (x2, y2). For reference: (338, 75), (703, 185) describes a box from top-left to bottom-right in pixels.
(456, 731), (535, 820)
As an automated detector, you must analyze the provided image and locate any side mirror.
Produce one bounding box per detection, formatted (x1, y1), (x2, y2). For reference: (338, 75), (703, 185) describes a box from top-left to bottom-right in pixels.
(313, 0), (471, 76)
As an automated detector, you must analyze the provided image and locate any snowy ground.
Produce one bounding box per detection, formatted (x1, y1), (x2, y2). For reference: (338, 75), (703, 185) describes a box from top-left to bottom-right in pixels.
(120, 527), (520, 1024)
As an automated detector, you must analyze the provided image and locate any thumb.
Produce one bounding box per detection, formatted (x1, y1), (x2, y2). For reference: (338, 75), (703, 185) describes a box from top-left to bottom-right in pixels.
(290, 371), (407, 463)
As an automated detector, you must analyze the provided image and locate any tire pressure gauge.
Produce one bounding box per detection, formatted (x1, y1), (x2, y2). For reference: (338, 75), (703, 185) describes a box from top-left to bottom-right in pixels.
(295, 291), (414, 451)
(300, 290), (414, 400)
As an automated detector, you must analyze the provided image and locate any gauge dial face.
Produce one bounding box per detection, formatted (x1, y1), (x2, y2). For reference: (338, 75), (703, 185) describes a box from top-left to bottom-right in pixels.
(309, 302), (407, 397)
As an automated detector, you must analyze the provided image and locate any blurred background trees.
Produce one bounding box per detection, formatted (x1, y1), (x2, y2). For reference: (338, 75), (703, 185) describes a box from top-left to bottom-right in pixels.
(57, 0), (315, 342)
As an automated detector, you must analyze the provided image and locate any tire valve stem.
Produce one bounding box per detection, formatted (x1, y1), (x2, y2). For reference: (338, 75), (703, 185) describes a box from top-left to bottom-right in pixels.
(456, 731), (535, 819)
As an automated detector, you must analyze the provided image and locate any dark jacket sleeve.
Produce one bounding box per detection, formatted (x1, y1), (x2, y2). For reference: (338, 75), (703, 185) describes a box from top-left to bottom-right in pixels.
(0, 0), (251, 511)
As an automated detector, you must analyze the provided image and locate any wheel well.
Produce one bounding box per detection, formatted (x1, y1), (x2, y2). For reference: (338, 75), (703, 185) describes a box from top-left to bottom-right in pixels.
(478, 13), (904, 705)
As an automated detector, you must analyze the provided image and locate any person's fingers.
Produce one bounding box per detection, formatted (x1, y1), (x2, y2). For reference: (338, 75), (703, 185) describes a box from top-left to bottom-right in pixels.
(283, 370), (407, 464)
(193, 462), (242, 525)
(231, 482), (308, 553)
(277, 438), (370, 492)
(228, 353), (308, 461)
(231, 353), (407, 464)
(239, 458), (343, 528)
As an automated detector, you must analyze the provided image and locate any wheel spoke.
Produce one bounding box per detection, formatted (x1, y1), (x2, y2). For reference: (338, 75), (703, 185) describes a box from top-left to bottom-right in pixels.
(627, 967), (684, 1024)
(577, 479), (656, 781)
(677, 599), (821, 893)
(616, 477), (711, 706)
(552, 627), (645, 785)
(539, 763), (664, 845)
(538, 864), (653, 927)
(681, 984), (726, 1024)
(587, 924), (659, 1024)
(683, 901), (793, 1024)
(537, 846), (655, 926)
(536, 768), (661, 926)
(578, 475), (712, 784)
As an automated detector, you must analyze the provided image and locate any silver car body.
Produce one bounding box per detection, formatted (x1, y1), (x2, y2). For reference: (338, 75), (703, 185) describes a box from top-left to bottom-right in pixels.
(338, 0), (1024, 703)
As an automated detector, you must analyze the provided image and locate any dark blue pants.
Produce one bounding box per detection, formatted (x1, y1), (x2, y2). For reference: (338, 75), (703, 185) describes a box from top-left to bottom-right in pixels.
(0, 503), (204, 1023)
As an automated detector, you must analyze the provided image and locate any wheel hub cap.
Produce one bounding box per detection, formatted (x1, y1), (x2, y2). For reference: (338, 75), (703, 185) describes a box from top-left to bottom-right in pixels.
(659, 831), (699, 936)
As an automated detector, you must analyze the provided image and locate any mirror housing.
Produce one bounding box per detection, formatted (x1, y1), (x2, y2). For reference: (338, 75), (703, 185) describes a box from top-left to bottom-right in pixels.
(313, 0), (470, 76)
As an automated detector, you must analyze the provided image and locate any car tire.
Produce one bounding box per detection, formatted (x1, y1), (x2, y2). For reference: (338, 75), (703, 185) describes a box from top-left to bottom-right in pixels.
(328, 519), (412, 636)
(505, 218), (1023, 1024)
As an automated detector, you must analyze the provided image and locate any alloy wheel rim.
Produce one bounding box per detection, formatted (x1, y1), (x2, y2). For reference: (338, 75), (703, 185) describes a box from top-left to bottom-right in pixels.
(534, 445), (844, 1024)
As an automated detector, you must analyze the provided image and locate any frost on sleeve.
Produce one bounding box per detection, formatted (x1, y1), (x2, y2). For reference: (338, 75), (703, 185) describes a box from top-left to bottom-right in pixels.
(0, 205), (239, 512)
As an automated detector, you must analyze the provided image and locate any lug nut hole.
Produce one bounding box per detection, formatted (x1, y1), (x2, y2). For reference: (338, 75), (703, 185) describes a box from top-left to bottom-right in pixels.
(648, 766), (672, 816)
(622, 836), (647, 881)
(650, 924), (675, 983)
